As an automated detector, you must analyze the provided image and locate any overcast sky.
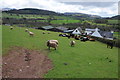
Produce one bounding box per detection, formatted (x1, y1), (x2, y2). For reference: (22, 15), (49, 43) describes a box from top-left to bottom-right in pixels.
(1, 0), (119, 17)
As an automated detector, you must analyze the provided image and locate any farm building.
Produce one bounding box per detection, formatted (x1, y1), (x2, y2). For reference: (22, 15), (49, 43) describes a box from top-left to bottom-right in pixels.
(64, 30), (74, 33)
(55, 26), (68, 32)
(40, 26), (54, 31)
(85, 28), (100, 35)
(91, 28), (103, 38)
(72, 27), (83, 35)
(91, 28), (114, 40)
(99, 31), (114, 40)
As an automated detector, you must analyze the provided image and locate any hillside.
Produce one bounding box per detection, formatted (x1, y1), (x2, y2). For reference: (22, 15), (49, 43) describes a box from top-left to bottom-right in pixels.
(3, 8), (63, 16)
(64, 12), (101, 19)
(3, 8), (101, 20)
(2, 25), (118, 78)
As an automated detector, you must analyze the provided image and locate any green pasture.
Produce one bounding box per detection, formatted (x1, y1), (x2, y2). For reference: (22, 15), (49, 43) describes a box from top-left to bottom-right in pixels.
(51, 20), (81, 24)
(108, 20), (119, 24)
(2, 25), (118, 78)
(2, 13), (74, 20)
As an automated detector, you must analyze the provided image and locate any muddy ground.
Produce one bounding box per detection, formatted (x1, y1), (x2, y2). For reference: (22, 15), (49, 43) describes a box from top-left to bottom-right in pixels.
(2, 47), (53, 78)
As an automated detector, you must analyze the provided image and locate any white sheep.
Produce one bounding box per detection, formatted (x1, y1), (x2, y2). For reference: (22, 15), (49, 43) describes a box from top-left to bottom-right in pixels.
(25, 29), (28, 32)
(28, 31), (34, 37)
(10, 27), (13, 30)
(70, 40), (75, 46)
(49, 40), (58, 44)
(47, 40), (58, 50)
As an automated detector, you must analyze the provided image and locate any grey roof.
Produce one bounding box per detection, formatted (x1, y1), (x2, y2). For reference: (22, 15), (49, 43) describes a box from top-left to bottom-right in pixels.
(42, 26), (54, 30)
(76, 27), (83, 33)
(64, 30), (74, 33)
(99, 31), (113, 38)
(55, 26), (68, 31)
(85, 28), (100, 31)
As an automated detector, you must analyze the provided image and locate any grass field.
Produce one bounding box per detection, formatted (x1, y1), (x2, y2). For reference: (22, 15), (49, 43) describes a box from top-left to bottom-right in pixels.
(2, 12), (74, 20)
(2, 25), (118, 78)
(108, 20), (119, 24)
(51, 20), (81, 24)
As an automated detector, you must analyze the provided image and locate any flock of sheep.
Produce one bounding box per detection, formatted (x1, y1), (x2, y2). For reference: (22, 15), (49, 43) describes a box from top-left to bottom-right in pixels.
(10, 27), (76, 50)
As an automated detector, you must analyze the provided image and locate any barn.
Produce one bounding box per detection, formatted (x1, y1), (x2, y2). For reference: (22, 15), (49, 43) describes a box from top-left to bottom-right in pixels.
(54, 26), (68, 32)
(91, 28), (103, 38)
(72, 27), (83, 35)
(40, 26), (54, 30)
(91, 28), (114, 40)
(85, 28), (100, 35)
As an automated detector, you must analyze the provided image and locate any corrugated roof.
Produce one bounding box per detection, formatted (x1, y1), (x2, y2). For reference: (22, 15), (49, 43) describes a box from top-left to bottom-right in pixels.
(42, 26), (54, 30)
(55, 26), (68, 31)
(99, 31), (113, 38)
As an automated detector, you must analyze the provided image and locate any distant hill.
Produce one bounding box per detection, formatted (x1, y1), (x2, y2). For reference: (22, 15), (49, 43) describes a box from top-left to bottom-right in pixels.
(2, 8), (16, 11)
(3, 8), (63, 16)
(64, 12), (101, 19)
(3, 8), (102, 20)
(104, 15), (120, 20)
(111, 15), (120, 19)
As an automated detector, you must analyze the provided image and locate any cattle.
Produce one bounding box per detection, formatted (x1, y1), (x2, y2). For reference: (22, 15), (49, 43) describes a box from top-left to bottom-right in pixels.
(59, 34), (63, 36)
(107, 41), (114, 49)
(70, 40), (75, 46)
(47, 40), (58, 50)
(89, 38), (95, 41)
(80, 37), (89, 42)
(74, 35), (80, 40)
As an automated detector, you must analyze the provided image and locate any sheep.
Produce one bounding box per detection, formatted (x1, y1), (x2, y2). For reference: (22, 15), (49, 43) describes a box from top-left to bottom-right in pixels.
(47, 40), (58, 50)
(43, 32), (45, 34)
(28, 31), (34, 37)
(25, 29), (28, 32)
(49, 40), (58, 44)
(70, 40), (75, 47)
(10, 27), (13, 30)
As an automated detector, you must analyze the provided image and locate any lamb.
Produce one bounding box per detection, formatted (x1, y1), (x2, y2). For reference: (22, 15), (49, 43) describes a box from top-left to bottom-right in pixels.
(10, 27), (13, 30)
(28, 31), (34, 37)
(47, 40), (58, 50)
(70, 40), (75, 46)
(25, 29), (28, 32)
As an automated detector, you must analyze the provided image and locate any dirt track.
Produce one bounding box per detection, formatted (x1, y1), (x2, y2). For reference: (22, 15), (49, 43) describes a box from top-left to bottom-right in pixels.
(2, 47), (53, 78)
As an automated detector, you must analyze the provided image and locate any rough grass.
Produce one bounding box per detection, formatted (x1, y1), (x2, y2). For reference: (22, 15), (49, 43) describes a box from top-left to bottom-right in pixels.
(2, 25), (118, 78)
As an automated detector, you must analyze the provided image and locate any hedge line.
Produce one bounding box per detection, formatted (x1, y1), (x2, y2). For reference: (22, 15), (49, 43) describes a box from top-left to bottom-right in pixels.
(91, 36), (120, 48)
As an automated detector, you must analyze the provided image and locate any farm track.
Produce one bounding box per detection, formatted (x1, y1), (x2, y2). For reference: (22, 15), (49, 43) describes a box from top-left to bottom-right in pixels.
(2, 46), (53, 78)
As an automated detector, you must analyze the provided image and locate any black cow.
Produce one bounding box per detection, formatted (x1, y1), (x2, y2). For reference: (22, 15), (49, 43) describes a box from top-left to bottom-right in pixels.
(107, 41), (114, 49)
(80, 37), (89, 42)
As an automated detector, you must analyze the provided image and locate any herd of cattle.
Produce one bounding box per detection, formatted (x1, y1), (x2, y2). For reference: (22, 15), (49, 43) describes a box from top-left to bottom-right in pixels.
(59, 33), (95, 42)
(10, 26), (114, 50)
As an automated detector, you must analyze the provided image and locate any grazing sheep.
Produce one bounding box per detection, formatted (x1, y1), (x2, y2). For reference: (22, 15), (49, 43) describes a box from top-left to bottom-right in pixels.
(70, 40), (75, 46)
(25, 29), (28, 32)
(28, 31), (34, 37)
(42, 32), (45, 34)
(49, 40), (58, 44)
(48, 32), (50, 34)
(10, 27), (13, 30)
(47, 40), (58, 50)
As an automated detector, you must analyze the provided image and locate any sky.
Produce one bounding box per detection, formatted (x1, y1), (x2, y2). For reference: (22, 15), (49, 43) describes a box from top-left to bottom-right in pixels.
(1, 0), (119, 17)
